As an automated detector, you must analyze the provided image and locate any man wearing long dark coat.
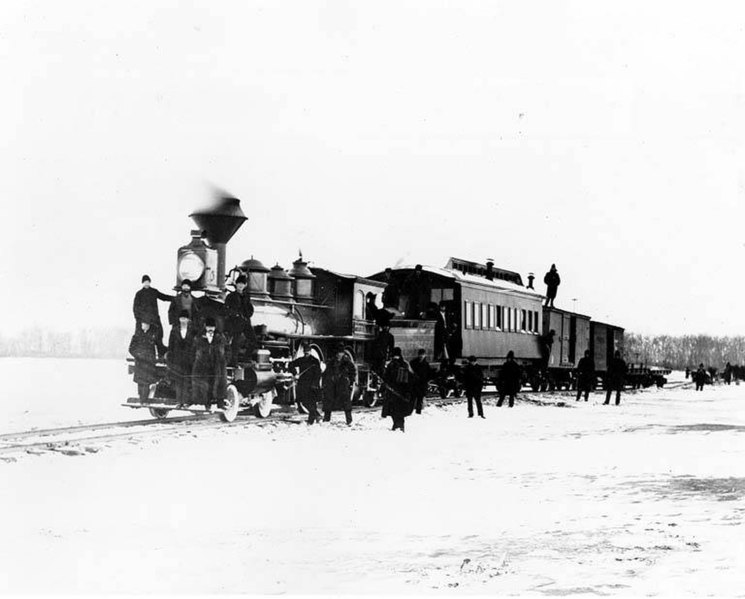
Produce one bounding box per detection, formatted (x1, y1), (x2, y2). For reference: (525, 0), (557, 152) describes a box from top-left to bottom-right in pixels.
(575, 349), (595, 402)
(224, 275), (257, 364)
(133, 275), (174, 357)
(192, 318), (227, 411)
(289, 342), (322, 424)
(463, 355), (485, 418)
(129, 320), (159, 401)
(322, 346), (358, 425)
(604, 351), (627, 405)
(383, 347), (414, 432)
(167, 310), (196, 405)
(543, 264), (561, 308)
(694, 363), (707, 391)
(497, 351), (522, 408)
(410, 349), (430, 414)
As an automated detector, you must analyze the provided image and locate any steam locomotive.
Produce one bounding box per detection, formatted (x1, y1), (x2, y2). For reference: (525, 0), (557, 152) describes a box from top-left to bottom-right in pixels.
(124, 196), (662, 422)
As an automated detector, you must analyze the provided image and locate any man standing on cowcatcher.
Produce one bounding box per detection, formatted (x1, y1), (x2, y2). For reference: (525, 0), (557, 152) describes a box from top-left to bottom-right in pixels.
(192, 317), (227, 412)
(290, 341), (322, 425)
(322, 344), (358, 425)
(133, 274), (174, 358)
(382, 347), (415, 432)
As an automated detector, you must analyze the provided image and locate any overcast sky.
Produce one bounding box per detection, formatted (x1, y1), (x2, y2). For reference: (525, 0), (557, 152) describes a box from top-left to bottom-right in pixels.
(2, 1), (744, 336)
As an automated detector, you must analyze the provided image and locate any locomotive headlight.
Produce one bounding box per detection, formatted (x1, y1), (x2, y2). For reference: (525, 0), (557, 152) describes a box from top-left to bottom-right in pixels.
(178, 252), (205, 281)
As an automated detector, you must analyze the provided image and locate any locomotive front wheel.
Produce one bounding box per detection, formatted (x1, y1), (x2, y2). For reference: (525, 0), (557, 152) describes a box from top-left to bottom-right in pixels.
(149, 407), (170, 420)
(254, 391), (274, 418)
(220, 385), (241, 423)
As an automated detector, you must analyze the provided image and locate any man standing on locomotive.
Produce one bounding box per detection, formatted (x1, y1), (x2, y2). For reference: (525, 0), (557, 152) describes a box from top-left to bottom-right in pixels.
(167, 310), (196, 406)
(133, 275), (174, 359)
(192, 317), (227, 412)
(168, 279), (201, 330)
(128, 318), (159, 401)
(382, 347), (415, 431)
(224, 274), (257, 364)
(575, 349), (595, 402)
(322, 344), (358, 425)
(289, 341), (322, 425)
(543, 264), (561, 308)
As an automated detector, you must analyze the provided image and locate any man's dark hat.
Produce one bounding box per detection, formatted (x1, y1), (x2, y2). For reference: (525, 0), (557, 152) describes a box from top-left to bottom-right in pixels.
(142, 274), (151, 283)
(181, 279), (192, 288)
(300, 340), (311, 350)
(178, 310), (190, 319)
(392, 347), (403, 357)
(235, 275), (247, 285)
(205, 317), (216, 327)
(468, 355), (477, 361)
(506, 350), (515, 359)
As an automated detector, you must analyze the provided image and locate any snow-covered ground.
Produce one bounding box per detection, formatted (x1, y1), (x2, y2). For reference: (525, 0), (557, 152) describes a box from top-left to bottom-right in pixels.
(0, 358), (145, 433)
(1, 362), (744, 594)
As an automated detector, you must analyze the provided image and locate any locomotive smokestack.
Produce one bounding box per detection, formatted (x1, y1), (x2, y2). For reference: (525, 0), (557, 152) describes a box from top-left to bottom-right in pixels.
(190, 195), (247, 289)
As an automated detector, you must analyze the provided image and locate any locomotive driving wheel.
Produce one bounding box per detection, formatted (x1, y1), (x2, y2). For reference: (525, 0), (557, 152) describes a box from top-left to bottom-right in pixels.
(254, 390), (274, 418)
(220, 385), (241, 423)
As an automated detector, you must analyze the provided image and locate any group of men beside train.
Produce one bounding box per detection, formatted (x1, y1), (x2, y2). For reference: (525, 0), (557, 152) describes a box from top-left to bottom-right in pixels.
(129, 274), (257, 410)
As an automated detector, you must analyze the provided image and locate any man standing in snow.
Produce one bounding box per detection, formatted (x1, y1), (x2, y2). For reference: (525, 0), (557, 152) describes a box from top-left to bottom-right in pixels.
(497, 351), (522, 408)
(410, 348), (431, 414)
(694, 363), (707, 391)
(604, 350), (627, 405)
(575, 349), (595, 402)
(463, 355), (485, 418)
(289, 341), (322, 424)
(322, 344), (358, 425)
(383, 347), (414, 431)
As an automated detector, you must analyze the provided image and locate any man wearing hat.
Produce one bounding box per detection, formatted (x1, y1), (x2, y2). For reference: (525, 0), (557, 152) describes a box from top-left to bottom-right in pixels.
(322, 343), (358, 425)
(289, 341), (323, 424)
(191, 317), (227, 412)
(168, 279), (201, 330)
(133, 275), (174, 358)
(225, 274), (257, 364)
(128, 319), (160, 401)
(167, 309), (196, 405)
(497, 351), (522, 408)
(383, 347), (415, 431)
(462, 355), (485, 418)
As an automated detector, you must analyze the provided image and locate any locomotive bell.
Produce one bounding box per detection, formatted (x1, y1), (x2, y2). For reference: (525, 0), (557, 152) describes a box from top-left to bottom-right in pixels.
(240, 256), (270, 298)
(268, 264), (294, 300)
(189, 196), (248, 290)
(288, 256), (316, 301)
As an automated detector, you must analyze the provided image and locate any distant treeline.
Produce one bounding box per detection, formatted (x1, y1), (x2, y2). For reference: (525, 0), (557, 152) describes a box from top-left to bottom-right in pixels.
(626, 333), (745, 370)
(0, 327), (132, 359)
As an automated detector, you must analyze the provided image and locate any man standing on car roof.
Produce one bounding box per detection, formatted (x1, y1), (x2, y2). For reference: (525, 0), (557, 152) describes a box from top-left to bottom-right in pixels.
(133, 275), (174, 359)
(289, 341), (323, 425)
(543, 264), (560, 308)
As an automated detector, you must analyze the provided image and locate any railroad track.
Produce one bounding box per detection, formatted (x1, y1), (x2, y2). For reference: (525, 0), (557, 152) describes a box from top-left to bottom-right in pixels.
(0, 382), (694, 457)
